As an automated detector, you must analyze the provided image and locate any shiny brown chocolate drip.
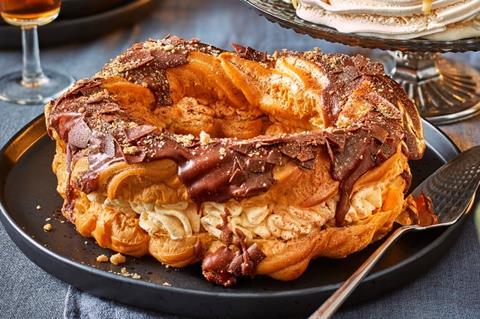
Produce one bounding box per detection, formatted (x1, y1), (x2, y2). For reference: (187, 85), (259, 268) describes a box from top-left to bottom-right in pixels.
(202, 211), (266, 286)
(232, 43), (269, 63)
(47, 36), (424, 227)
(202, 247), (237, 287)
(193, 240), (204, 262)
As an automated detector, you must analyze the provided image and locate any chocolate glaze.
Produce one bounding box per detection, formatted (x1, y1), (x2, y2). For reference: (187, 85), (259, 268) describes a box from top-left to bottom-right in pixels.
(99, 35), (222, 106)
(202, 211), (266, 286)
(47, 36), (425, 228)
(232, 43), (269, 63)
(201, 246), (237, 287)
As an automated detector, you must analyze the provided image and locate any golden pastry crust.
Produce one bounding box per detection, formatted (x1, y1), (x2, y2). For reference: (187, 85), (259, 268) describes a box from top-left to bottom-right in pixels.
(52, 141), (412, 281)
(46, 36), (429, 286)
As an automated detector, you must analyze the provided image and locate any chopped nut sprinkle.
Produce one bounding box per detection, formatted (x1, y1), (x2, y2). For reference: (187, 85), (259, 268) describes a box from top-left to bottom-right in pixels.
(199, 131), (211, 145)
(43, 223), (53, 232)
(118, 267), (142, 279)
(110, 253), (126, 265)
(96, 254), (109, 263)
(123, 146), (140, 155)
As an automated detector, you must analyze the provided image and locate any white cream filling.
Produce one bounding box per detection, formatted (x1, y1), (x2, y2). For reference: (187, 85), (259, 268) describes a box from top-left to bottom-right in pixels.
(86, 177), (392, 241)
(295, 0), (480, 40)
(300, 0), (463, 16)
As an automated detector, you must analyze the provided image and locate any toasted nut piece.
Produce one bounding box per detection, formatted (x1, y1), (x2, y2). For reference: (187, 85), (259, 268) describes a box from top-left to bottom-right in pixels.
(96, 254), (109, 263)
(110, 253), (126, 265)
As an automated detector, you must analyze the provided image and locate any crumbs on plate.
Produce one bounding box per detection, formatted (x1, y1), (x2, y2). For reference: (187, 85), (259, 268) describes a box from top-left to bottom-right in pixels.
(43, 223), (53, 232)
(110, 253), (126, 265)
(96, 254), (109, 263)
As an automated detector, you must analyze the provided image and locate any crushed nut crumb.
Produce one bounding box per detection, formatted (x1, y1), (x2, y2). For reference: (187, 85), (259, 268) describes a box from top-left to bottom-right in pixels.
(118, 267), (142, 279)
(219, 147), (226, 158)
(162, 282), (172, 286)
(123, 146), (140, 155)
(199, 131), (211, 145)
(96, 254), (109, 263)
(163, 44), (174, 51)
(35, 205), (42, 210)
(43, 223), (53, 232)
(110, 253), (126, 265)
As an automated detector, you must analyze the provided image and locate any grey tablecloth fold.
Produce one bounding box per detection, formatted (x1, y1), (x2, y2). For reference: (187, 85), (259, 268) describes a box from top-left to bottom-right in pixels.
(1, 0), (480, 318)
(64, 287), (184, 319)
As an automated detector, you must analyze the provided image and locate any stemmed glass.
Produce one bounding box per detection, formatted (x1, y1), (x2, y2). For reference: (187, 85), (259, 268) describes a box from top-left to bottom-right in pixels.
(0, 0), (74, 105)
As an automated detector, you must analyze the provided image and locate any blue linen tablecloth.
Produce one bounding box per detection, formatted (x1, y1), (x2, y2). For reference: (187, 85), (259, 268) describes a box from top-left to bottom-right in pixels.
(0, 0), (479, 318)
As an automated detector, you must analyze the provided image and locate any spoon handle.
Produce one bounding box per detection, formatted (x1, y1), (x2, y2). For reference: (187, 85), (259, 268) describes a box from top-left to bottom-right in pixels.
(309, 226), (411, 319)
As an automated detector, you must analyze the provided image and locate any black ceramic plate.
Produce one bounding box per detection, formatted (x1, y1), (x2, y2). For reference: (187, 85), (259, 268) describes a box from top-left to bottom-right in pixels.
(0, 115), (461, 319)
(0, 0), (155, 49)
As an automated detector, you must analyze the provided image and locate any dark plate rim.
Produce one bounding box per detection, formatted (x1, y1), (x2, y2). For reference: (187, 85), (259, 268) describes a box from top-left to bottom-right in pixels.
(0, 115), (461, 300)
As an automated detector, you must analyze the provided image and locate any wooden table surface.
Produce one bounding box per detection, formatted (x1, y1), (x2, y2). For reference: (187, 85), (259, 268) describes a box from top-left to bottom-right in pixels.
(440, 115), (480, 150)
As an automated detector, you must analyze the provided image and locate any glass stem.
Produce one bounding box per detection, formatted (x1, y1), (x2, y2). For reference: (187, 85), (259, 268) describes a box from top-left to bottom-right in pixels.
(21, 26), (46, 88)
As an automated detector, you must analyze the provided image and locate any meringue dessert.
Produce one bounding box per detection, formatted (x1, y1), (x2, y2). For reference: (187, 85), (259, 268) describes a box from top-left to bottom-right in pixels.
(46, 36), (436, 287)
(292, 0), (480, 40)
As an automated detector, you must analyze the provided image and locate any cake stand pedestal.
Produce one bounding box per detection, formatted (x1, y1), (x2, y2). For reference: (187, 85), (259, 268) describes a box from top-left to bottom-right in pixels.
(389, 52), (480, 124)
(244, 0), (480, 124)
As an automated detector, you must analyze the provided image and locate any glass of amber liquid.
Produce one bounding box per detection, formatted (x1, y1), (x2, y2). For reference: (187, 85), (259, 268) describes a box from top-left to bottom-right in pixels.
(0, 0), (74, 105)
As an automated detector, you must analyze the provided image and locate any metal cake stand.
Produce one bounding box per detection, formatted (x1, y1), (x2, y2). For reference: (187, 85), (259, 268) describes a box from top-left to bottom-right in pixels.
(244, 0), (480, 124)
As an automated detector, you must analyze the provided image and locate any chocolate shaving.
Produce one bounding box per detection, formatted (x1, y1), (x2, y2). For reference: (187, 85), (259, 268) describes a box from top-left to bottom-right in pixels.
(117, 44), (155, 71)
(125, 125), (157, 142)
(232, 43), (268, 63)
(194, 240), (204, 261)
(280, 142), (301, 158)
(67, 119), (91, 149)
(217, 210), (233, 245)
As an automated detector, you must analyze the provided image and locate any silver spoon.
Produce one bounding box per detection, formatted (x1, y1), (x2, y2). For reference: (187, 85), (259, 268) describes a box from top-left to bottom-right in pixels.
(309, 145), (480, 319)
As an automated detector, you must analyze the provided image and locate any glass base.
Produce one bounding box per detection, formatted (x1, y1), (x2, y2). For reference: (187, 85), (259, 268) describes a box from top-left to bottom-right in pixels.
(387, 52), (480, 125)
(0, 69), (74, 105)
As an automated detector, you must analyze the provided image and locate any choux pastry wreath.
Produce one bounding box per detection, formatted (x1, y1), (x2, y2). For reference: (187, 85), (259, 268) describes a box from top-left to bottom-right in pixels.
(45, 35), (437, 287)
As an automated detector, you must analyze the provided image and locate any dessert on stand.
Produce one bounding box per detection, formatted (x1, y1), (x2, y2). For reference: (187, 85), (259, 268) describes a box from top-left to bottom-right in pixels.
(245, 0), (480, 124)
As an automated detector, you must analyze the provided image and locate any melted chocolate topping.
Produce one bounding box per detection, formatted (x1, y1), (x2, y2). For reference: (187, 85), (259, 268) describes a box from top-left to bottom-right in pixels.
(47, 36), (425, 227)
(99, 35), (223, 106)
(202, 211), (266, 286)
(232, 43), (269, 63)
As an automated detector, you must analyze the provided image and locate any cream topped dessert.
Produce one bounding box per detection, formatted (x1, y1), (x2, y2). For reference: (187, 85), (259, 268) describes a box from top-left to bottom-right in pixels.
(292, 0), (480, 40)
